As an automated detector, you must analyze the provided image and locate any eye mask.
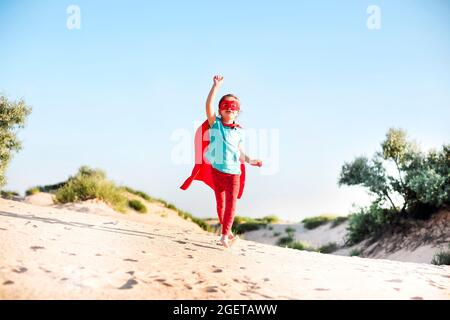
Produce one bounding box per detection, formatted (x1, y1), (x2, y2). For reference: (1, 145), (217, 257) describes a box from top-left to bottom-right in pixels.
(219, 100), (240, 111)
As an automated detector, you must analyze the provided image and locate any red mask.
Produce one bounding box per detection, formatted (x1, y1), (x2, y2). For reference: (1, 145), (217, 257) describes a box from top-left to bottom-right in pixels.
(219, 99), (240, 111)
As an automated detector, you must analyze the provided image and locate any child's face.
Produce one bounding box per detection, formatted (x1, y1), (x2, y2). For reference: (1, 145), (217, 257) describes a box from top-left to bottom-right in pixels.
(219, 97), (240, 122)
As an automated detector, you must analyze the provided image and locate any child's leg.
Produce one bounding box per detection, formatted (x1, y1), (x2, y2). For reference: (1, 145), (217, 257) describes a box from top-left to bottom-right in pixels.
(213, 189), (225, 226)
(221, 174), (240, 237)
(211, 168), (226, 226)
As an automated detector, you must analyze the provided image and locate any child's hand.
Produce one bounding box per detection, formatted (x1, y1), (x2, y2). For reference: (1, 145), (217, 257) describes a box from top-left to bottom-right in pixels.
(213, 75), (224, 87)
(249, 159), (263, 167)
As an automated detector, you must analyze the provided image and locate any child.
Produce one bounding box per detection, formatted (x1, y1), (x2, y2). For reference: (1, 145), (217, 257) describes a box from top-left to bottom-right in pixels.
(180, 75), (262, 248)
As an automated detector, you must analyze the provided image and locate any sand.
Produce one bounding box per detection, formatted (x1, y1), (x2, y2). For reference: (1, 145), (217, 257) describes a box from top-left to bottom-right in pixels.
(241, 221), (348, 247)
(241, 215), (450, 265)
(0, 198), (449, 300)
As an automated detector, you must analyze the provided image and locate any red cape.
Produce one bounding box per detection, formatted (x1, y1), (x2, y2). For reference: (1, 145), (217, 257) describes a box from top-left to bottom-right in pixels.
(180, 119), (245, 199)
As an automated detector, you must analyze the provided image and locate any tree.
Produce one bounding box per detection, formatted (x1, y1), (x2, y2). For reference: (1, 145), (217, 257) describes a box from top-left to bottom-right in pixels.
(0, 95), (32, 187)
(339, 128), (449, 215)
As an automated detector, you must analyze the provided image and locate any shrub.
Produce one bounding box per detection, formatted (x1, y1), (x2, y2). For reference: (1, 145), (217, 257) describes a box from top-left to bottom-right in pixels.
(273, 232), (281, 237)
(285, 226), (296, 234)
(122, 186), (153, 202)
(287, 241), (315, 251)
(339, 128), (449, 216)
(177, 210), (212, 232)
(231, 215), (269, 234)
(233, 222), (266, 234)
(268, 225), (274, 230)
(331, 216), (348, 228)
(350, 249), (361, 257)
(277, 236), (294, 246)
(0, 95), (32, 187)
(128, 199), (147, 213)
(261, 215), (280, 223)
(54, 166), (127, 213)
(318, 242), (338, 254)
(25, 187), (40, 196)
(166, 203), (177, 210)
(431, 244), (450, 266)
(346, 204), (397, 245)
(0, 190), (20, 199)
(302, 215), (336, 230)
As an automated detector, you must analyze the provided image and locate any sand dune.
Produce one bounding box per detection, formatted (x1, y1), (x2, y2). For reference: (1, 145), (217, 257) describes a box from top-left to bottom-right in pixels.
(241, 214), (450, 265)
(0, 198), (449, 299)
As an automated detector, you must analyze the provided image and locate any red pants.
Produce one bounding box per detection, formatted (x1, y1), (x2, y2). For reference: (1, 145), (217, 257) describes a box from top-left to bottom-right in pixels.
(211, 167), (240, 236)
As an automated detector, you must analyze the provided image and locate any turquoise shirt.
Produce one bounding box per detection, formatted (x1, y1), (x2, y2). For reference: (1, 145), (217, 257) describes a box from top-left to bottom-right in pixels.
(205, 116), (244, 175)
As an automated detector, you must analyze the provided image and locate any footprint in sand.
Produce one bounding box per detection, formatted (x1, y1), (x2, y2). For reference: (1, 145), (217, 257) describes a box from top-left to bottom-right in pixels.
(95, 253), (102, 256)
(126, 271), (135, 276)
(315, 288), (330, 291)
(213, 268), (223, 273)
(3, 280), (14, 285)
(187, 255), (194, 259)
(385, 279), (403, 283)
(155, 278), (173, 287)
(30, 246), (45, 251)
(0, 227), (7, 231)
(206, 286), (219, 293)
(123, 258), (138, 262)
(12, 267), (28, 273)
(39, 267), (51, 273)
(119, 279), (138, 290)
(174, 240), (187, 245)
(410, 296), (423, 300)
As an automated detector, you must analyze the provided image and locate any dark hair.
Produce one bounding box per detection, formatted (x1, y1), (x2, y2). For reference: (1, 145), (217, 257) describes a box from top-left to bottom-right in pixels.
(218, 94), (240, 107)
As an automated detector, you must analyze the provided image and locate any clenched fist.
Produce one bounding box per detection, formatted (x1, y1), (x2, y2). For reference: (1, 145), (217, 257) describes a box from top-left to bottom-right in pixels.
(213, 75), (224, 86)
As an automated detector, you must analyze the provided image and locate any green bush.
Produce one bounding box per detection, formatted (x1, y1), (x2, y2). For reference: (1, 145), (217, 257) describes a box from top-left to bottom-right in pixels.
(233, 216), (254, 224)
(128, 199), (147, 213)
(261, 215), (280, 223)
(277, 236), (294, 246)
(302, 215), (336, 230)
(285, 226), (296, 234)
(25, 187), (40, 196)
(0, 95), (32, 187)
(331, 216), (348, 228)
(166, 203), (177, 210)
(159, 200), (212, 232)
(122, 186), (153, 202)
(177, 210), (212, 232)
(54, 166), (127, 213)
(287, 241), (315, 251)
(231, 215), (269, 234)
(0, 190), (20, 199)
(318, 242), (338, 254)
(431, 245), (450, 266)
(339, 129), (449, 217)
(346, 204), (397, 245)
(350, 249), (361, 257)
(233, 222), (266, 234)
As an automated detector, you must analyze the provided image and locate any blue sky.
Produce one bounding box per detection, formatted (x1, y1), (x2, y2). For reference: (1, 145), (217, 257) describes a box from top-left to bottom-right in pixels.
(1, 0), (449, 220)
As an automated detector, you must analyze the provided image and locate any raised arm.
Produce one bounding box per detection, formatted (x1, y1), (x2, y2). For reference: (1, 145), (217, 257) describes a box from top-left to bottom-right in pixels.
(206, 75), (223, 127)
